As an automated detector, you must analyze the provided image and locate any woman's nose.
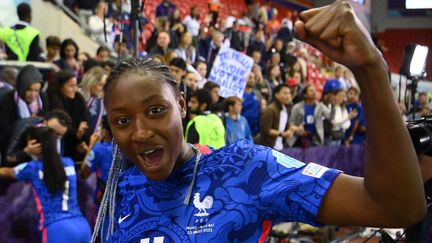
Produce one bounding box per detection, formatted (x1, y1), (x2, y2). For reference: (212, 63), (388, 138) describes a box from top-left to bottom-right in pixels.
(131, 117), (154, 142)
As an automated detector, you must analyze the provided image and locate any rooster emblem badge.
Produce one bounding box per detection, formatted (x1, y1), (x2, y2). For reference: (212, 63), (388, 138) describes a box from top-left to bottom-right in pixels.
(193, 192), (213, 217)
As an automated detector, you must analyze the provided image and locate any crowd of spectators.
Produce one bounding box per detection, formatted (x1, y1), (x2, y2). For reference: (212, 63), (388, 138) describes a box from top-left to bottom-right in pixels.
(0, 0), (393, 158)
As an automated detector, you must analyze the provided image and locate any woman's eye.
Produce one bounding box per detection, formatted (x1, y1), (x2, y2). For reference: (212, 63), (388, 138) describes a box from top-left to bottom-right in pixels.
(149, 107), (165, 115)
(116, 117), (130, 126)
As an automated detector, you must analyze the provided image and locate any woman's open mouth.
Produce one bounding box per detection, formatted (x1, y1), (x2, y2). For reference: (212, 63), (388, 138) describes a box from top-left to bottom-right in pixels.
(137, 147), (164, 169)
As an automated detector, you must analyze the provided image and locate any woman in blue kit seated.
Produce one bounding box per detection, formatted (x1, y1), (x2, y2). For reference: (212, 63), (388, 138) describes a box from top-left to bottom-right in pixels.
(91, 1), (426, 242)
(0, 126), (91, 243)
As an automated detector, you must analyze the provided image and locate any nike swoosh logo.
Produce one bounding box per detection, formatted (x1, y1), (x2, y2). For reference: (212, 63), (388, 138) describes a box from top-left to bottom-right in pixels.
(118, 214), (131, 224)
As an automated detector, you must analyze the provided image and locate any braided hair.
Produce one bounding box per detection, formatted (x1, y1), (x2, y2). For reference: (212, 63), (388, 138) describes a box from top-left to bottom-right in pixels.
(104, 58), (179, 107)
(92, 58), (180, 242)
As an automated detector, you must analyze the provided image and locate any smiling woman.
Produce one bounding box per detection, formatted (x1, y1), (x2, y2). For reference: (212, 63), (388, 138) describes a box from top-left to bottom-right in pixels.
(93, 1), (426, 242)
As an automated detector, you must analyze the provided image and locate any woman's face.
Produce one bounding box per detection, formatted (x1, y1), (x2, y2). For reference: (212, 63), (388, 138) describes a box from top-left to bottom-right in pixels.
(61, 77), (77, 99)
(196, 63), (207, 78)
(334, 90), (346, 105)
(346, 89), (359, 103)
(184, 73), (199, 91)
(25, 82), (42, 103)
(270, 66), (280, 79)
(293, 62), (301, 72)
(64, 44), (76, 59)
(182, 33), (192, 46)
(90, 75), (107, 98)
(173, 9), (180, 19)
(210, 87), (220, 103)
(192, 6), (199, 17)
(106, 74), (188, 181)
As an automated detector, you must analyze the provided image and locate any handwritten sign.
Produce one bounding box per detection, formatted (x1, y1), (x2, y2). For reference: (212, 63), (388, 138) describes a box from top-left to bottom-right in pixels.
(208, 47), (253, 98)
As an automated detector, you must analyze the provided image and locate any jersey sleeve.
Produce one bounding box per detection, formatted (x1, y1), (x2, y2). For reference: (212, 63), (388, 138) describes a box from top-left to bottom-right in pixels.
(84, 145), (102, 173)
(251, 145), (342, 226)
(14, 162), (37, 181)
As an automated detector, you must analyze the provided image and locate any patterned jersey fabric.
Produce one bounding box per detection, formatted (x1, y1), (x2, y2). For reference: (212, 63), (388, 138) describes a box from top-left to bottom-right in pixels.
(106, 140), (341, 242)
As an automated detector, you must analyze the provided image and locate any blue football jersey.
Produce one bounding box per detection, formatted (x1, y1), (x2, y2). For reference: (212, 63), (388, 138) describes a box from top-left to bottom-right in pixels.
(14, 157), (83, 229)
(105, 140), (341, 242)
(85, 141), (113, 184)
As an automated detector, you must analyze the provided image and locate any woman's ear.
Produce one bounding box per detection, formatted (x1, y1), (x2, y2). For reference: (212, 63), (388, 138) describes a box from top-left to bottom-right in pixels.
(178, 92), (187, 118)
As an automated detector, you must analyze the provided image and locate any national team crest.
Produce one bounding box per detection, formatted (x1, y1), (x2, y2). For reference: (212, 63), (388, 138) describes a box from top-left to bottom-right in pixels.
(193, 192), (213, 217)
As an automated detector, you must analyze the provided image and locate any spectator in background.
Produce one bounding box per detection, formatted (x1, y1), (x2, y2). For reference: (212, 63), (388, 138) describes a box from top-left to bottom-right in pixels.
(79, 66), (107, 134)
(194, 61), (208, 88)
(256, 84), (296, 150)
(224, 20), (245, 52)
(95, 46), (110, 63)
(101, 60), (115, 74)
(344, 86), (366, 145)
(277, 12), (294, 43)
(0, 3), (42, 61)
(88, 2), (114, 47)
(290, 85), (331, 147)
(333, 66), (347, 89)
(185, 89), (225, 148)
(296, 47), (308, 80)
(203, 81), (225, 116)
(247, 29), (265, 57)
(169, 21), (186, 49)
(208, 0), (223, 27)
(169, 57), (189, 98)
(183, 72), (200, 92)
(265, 38), (284, 66)
(0, 65), (48, 163)
(80, 115), (113, 223)
(266, 8), (280, 40)
(164, 49), (178, 65)
(343, 68), (358, 88)
(6, 109), (72, 166)
(205, 30), (225, 77)
(47, 71), (90, 162)
(251, 50), (263, 69)
(149, 31), (172, 57)
(224, 96), (253, 145)
(415, 92), (431, 118)
(195, 61), (207, 80)
(327, 89), (356, 146)
(285, 60), (304, 85)
(75, 0), (99, 28)
(156, 0), (176, 18)
(112, 35), (132, 63)
(285, 75), (303, 104)
(175, 32), (197, 65)
(182, 5), (201, 40)
(55, 39), (81, 78)
(263, 63), (282, 102)
(284, 41), (297, 68)
(0, 67), (18, 98)
(242, 71), (261, 137)
(108, 0), (132, 16)
(42, 36), (61, 64)
(321, 79), (343, 142)
(169, 9), (182, 28)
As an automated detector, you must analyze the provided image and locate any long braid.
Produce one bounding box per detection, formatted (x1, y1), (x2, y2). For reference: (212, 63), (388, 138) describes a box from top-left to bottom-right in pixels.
(91, 141), (125, 242)
(92, 58), (180, 242)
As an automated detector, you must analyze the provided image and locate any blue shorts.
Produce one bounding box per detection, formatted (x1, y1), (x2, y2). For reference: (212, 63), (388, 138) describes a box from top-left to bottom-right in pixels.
(45, 216), (91, 243)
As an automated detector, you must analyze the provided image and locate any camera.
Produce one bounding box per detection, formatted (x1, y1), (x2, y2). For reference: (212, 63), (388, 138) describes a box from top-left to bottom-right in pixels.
(407, 115), (432, 156)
